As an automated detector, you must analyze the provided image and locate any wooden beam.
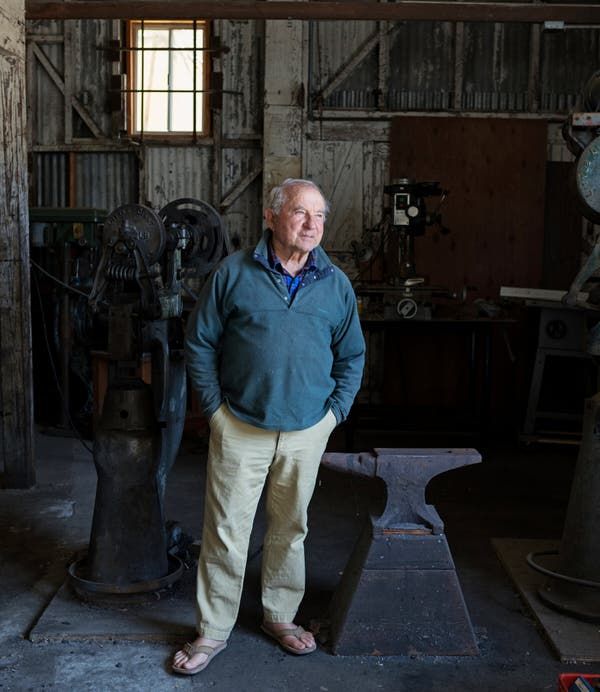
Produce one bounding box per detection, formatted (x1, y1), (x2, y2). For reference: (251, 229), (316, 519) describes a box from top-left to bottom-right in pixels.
(0, 6), (36, 488)
(220, 166), (262, 210)
(25, 1), (600, 24)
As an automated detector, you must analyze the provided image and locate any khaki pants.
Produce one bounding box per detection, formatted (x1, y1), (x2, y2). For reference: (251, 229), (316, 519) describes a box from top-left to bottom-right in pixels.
(195, 404), (337, 640)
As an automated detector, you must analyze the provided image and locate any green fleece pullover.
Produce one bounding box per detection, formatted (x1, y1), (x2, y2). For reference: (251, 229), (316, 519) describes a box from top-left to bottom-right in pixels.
(185, 231), (365, 431)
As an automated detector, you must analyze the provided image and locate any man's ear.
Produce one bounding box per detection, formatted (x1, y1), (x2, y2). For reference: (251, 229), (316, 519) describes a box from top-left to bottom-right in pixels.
(264, 208), (275, 227)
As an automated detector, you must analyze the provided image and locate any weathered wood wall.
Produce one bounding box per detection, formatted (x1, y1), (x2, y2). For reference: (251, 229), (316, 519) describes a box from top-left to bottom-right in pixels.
(0, 0), (35, 487)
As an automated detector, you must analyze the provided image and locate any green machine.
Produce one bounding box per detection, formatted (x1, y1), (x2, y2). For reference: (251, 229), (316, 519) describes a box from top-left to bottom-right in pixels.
(29, 207), (107, 436)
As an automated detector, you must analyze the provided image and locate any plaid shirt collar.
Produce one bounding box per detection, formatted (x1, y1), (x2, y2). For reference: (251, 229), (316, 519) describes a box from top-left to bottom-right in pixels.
(267, 238), (317, 276)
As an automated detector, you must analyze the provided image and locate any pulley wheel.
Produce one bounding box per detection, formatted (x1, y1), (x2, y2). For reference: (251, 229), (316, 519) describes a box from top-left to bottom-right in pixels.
(103, 204), (167, 264)
(575, 139), (600, 223)
(159, 198), (226, 276)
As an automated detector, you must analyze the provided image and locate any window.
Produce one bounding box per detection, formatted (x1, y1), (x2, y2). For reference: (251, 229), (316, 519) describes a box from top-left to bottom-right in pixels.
(127, 20), (209, 137)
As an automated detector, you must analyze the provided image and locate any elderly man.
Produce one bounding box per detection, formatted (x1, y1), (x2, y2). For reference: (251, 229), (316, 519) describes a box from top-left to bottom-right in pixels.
(173, 178), (365, 675)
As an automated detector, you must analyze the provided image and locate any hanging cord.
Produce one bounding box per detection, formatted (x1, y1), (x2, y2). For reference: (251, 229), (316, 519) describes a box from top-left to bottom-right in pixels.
(31, 266), (93, 455)
(30, 258), (91, 298)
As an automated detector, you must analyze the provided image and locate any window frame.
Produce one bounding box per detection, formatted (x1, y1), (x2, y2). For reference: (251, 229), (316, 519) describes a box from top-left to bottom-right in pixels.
(125, 19), (211, 141)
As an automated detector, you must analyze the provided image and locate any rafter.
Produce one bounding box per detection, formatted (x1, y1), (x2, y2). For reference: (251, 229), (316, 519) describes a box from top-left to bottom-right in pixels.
(25, 1), (600, 24)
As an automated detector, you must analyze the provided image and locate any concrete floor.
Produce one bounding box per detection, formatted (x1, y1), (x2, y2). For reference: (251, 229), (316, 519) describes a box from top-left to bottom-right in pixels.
(0, 425), (596, 691)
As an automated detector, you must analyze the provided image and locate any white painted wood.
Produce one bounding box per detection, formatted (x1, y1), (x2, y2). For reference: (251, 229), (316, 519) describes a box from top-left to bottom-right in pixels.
(305, 139), (365, 250)
(263, 19), (305, 201)
(264, 19), (303, 106)
(0, 0), (35, 487)
(221, 19), (264, 138)
(499, 286), (589, 302)
(264, 106), (302, 157)
(31, 43), (103, 137)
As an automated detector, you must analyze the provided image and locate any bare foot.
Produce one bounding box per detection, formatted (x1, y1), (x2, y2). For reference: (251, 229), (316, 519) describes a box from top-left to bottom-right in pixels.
(262, 622), (316, 652)
(172, 635), (225, 672)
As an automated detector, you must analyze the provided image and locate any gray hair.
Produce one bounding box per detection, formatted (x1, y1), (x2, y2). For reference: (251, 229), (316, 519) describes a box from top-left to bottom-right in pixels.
(267, 178), (330, 216)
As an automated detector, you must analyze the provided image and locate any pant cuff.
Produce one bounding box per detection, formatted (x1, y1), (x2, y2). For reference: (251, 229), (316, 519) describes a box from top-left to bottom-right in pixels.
(197, 623), (231, 640)
(263, 611), (297, 624)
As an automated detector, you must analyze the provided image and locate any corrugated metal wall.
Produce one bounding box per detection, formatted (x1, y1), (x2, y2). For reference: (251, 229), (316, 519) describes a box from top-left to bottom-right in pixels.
(462, 22), (530, 111)
(388, 21), (455, 111)
(143, 147), (213, 208)
(26, 17), (598, 253)
(33, 153), (68, 206)
(309, 20), (600, 115)
(75, 153), (138, 209)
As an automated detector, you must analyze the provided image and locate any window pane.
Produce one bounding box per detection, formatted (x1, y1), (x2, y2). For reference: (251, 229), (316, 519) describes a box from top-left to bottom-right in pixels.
(171, 51), (193, 90)
(170, 93), (194, 131)
(139, 91), (169, 131)
(171, 28), (203, 50)
(130, 22), (207, 135)
(137, 29), (170, 91)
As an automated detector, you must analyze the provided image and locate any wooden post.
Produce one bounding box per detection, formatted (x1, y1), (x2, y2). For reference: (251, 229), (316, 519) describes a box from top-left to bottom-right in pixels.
(262, 18), (306, 202)
(0, 0), (36, 487)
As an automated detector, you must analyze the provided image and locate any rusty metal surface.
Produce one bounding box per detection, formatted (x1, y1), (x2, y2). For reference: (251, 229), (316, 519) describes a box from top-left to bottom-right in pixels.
(533, 393), (600, 621)
(322, 447), (481, 534)
(69, 555), (183, 596)
(86, 382), (170, 585)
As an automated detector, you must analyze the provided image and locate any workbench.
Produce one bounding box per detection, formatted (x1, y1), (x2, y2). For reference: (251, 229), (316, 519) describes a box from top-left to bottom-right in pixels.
(348, 310), (516, 442)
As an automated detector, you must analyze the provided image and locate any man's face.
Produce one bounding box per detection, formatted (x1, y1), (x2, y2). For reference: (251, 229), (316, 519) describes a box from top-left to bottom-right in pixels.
(265, 185), (327, 258)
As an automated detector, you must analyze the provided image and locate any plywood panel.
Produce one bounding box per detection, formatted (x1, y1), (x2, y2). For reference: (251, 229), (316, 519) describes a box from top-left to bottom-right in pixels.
(390, 117), (547, 300)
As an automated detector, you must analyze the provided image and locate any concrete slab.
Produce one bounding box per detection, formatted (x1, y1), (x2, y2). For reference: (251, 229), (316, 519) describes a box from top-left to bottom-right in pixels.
(492, 537), (600, 664)
(29, 567), (196, 644)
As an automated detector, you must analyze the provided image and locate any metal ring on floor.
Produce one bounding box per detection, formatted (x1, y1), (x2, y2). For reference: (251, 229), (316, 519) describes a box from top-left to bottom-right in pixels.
(68, 554), (184, 595)
(526, 550), (600, 589)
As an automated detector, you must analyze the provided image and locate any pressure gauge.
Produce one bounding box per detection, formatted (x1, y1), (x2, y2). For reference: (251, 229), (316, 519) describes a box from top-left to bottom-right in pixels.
(397, 297), (418, 319)
(407, 205), (419, 218)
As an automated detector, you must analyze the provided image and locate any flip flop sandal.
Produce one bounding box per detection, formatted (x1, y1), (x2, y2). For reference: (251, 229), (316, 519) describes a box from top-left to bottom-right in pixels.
(172, 640), (227, 675)
(261, 624), (317, 655)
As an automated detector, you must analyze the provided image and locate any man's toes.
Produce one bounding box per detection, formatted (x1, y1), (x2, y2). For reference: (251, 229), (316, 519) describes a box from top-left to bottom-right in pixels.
(191, 653), (210, 668)
(287, 634), (312, 650)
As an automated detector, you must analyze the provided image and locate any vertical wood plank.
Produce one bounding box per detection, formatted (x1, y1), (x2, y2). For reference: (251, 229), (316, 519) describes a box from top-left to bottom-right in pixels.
(64, 20), (73, 143)
(263, 18), (305, 199)
(0, 0), (36, 487)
